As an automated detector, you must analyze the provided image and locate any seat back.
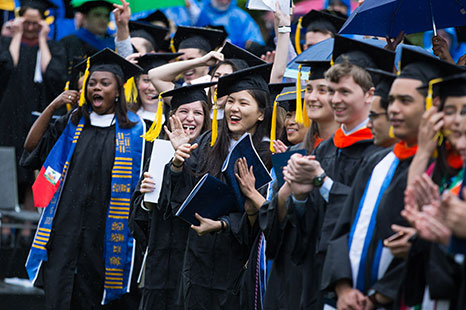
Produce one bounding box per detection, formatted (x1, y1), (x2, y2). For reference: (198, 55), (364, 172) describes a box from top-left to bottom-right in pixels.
(0, 147), (19, 212)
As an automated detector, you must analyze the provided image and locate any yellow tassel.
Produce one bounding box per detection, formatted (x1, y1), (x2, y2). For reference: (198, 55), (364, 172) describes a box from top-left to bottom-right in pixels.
(124, 77), (138, 104)
(330, 55), (334, 67)
(64, 81), (71, 112)
(295, 65), (304, 124)
(302, 81), (311, 128)
(79, 57), (90, 107)
(397, 61), (401, 76)
(210, 89), (218, 147)
(295, 17), (303, 55)
(389, 126), (395, 138)
(270, 99), (278, 153)
(426, 77), (443, 110)
(170, 37), (176, 53)
(143, 92), (165, 142)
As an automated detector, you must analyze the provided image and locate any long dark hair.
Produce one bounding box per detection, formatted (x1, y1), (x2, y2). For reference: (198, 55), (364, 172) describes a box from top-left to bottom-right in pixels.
(431, 141), (460, 187)
(302, 121), (320, 154)
(199, 89), (273, 178)
(71, 72), (136, 129)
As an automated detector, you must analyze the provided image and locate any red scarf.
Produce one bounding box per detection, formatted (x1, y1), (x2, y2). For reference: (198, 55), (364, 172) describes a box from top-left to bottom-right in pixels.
(314, 136), (323, 149)
(446, 142), (464, 169)
(393, 141), (418, 160)
(333, 127), (373, 149)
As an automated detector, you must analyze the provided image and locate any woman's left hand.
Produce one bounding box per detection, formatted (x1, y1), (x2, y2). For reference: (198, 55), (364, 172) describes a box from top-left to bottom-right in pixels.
(165, 115), (190, 150)
(273, 139), (288, 153)
(190, 213), (222, 236)
(235, 157), (257, 200)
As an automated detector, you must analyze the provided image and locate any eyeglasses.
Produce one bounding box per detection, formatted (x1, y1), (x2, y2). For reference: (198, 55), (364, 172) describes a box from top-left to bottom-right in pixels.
(368, 112), (387, 121)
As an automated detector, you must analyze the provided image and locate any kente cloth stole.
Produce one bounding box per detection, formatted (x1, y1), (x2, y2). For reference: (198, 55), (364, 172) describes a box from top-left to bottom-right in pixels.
(26, 112), (143, 304)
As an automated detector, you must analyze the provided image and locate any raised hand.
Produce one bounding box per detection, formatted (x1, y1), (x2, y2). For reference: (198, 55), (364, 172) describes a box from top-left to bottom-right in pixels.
(51, 90), (79, 110)
(113, 0), (131, 28)
(417, 107), (444, 157)
(10, 17), (24, 37)
(199, 51), (224, 67)
(38, 20), (50, 40)
(272, 139), (288, 153)
(165, 115), (190, 150)
(172, 143), (198, 168)
(235, 157), (257, 200)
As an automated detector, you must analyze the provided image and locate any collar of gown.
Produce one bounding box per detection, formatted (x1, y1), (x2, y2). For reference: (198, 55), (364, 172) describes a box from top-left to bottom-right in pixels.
(90, 112), (115, 127)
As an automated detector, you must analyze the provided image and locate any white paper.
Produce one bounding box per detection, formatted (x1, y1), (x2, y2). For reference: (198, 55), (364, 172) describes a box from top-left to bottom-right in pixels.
(247, 0), (292, 15)
(144, 140), (175, 203)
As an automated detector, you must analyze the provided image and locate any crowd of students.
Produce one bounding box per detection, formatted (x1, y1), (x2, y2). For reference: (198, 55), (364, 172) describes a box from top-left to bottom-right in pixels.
(2, 0), (466, 309)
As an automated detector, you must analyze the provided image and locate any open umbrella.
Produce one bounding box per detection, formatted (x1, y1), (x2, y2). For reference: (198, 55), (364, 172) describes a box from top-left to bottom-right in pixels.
(284, 36), (429, 79)
(339, 0), (466, 38)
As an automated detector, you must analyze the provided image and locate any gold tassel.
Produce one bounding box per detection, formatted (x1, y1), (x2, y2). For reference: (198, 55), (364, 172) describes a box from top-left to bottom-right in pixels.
(270, 99), (278, 153)
(389, 126), (395, 138)
(294, 17), (303, 55)
(397, 61), (401, 76)
(64, 81), (71, 112)
(210, 89), (218, 147)
(295, 65), (304, 124)
(124, 77), (138, 104)
(170, 37), (176, 53)
(143, 92), (165, 141)
(426, 77), (443, 110)
(330, 55), (334, 67)
(78, 57), (90, 107)
(302, 80), (311, 128)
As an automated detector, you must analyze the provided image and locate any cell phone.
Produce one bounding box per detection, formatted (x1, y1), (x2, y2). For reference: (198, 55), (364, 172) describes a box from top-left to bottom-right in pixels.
(385, 231), (405, 243)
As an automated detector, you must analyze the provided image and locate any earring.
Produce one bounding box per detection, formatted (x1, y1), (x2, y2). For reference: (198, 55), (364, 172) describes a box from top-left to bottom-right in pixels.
(115, 97), (119, 103)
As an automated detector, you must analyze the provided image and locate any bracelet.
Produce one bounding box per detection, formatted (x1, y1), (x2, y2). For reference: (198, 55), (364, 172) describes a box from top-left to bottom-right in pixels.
(278, 26), (291, 33)
(171, 161), (183, 168)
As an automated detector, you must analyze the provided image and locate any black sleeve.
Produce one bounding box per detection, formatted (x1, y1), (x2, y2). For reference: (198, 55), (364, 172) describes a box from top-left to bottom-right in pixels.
(19, 114), (69, 170)
(0, 37), (14, 86)
(42, 40), (67, 109)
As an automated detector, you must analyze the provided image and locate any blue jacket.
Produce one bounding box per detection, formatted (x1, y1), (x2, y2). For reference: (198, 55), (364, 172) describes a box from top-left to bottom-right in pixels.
(195, 0), (265, 48)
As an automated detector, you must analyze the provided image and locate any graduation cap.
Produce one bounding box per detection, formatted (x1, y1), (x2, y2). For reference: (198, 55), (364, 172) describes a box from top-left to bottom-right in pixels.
(20, 0), (57, 13)
(398, 47), (465, 85)
(136, 53), (182, 74)
(268, 82), (295, 103)
(172, 26), (226, 53)
(301, 9), (346, 34)
(129, 21), (169, 52)
(332, 35), (395, 73)
(366, 68), (396, 109)
(139, 10), (169, 28)
(220, 42), (266, 67)
(162, 82), (216, 111)
(71, 0), (114, 13)
(74, 48), (142, 106)
(275, 86), (305, 112)
(296, 60), (331, 80)
(217, 63), (272, 98)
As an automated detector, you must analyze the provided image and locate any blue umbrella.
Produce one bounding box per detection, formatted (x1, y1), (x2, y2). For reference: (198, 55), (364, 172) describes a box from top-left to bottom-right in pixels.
(339, 0), (466, 38)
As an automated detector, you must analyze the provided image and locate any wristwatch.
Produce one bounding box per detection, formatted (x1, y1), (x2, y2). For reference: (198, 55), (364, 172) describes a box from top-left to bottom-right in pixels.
(312, 171), (327, 187)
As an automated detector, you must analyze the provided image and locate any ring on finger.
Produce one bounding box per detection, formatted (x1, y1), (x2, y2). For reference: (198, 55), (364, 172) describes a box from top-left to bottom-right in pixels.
(68, 95), (71, 99)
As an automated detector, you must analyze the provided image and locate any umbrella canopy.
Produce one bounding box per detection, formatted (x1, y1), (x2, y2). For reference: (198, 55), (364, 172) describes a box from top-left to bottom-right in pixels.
(339, 0), (466, 38)
(284, 36), (429, 79)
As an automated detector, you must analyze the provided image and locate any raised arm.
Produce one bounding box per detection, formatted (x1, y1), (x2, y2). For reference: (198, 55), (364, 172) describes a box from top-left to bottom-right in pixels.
(270, 2), (291, 83)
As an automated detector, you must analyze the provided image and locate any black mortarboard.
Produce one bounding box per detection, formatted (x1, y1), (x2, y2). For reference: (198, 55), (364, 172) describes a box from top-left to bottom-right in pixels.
(418, 73), (466, 101)
(20, 0), (57, 12)
(296, 60), (331, 80)
(301, 9), (346, 34)
(162, 82), (216, 111)
(217, 63), (272, 98)
(136, 53), (182, 74)
(268, 82), (295, 102)
(221, 42), (266, 67)
(173, 26), (226, 52)
(275, 86), (305, 112)
(399, 47), (466, 85)
(75, 48), (142, 81)
(333, 35), (395, 73)
(366, 68), (396, 109)
(71, 0), (114, 13)
(129, 21), (169, 52)
(139, 10), (170, 28)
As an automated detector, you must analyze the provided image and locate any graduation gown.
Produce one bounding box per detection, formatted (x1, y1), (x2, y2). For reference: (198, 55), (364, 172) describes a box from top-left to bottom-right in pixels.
(321, 148), (414, 308)
(275, 131), (381, 309)
(163, 131), (270, 310)
(20, 114), (142, 310)
(0, 36), (66, 184)
(130, 158), (190, 310)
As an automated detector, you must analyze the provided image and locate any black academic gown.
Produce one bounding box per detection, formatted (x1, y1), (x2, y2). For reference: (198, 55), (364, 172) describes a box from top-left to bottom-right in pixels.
(163, 131), (270, 310)
(20, 114), (143, 310)
(272, 134), (381, 310)
(321, 149), (414, 308)
(259, 144), (305, 310)
(0, 36), (66, 185)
